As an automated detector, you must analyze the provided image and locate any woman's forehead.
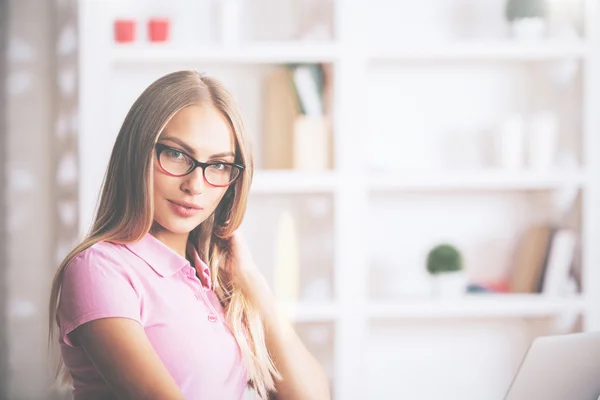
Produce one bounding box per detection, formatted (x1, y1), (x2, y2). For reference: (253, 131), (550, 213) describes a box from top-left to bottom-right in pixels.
(161, 105), (235, 156)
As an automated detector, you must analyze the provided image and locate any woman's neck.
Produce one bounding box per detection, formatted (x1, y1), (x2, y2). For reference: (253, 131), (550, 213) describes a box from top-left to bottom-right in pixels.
(150, 226), (189, 258)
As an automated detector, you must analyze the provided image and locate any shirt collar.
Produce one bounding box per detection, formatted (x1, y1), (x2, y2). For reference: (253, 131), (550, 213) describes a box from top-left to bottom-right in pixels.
(186, 241), (212, 290)
(125, 233), (212, 289)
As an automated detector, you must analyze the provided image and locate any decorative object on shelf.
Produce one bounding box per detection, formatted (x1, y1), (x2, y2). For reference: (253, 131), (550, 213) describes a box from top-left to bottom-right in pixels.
(496, 113), (525, 170)
(426, 243), (467, 297)
(114, 19), (136, 43)
(263, 64), (331, 171)
(218, 0), (242, 46)
(505, 0), (548, 41)
(527, 110), (559, 170)
(466, 283), (493, 293)
(148, 18), (170, 43)
(466, 280), (510, 294)
(273, 209), (301, 303)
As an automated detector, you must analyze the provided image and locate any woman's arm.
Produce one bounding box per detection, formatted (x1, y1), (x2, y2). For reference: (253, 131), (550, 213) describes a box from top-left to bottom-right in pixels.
(229, 233), (331, 400)
(74, 317), (186, 400)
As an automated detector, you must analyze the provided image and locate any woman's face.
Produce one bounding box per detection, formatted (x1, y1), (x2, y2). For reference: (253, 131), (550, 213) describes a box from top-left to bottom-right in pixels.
(153, 105), (236, 236)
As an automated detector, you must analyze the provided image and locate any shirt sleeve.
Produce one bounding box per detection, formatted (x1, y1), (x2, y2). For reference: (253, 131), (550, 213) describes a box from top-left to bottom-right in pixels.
(57, 246), (142, 347)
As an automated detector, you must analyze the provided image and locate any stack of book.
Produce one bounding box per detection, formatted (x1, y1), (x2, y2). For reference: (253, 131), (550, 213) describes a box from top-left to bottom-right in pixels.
(263, 64), (332, 171)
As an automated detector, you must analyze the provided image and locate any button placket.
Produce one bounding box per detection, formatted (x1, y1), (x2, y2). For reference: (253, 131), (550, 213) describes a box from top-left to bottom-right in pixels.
(184, 266), (219, 323)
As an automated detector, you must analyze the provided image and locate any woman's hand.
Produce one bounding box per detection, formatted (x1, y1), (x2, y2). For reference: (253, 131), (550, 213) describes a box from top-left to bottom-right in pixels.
(226, 230), (276, 310)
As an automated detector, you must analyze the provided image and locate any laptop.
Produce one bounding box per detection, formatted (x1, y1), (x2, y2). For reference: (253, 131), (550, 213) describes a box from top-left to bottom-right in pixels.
(504, 331), (600, 400)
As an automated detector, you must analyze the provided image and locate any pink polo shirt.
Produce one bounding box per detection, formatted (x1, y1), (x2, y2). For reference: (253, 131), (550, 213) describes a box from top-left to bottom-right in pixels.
(57, 233), (248, 399)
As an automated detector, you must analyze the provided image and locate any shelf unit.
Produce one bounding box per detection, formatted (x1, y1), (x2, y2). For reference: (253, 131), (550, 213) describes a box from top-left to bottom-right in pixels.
(78, 1), (600, 399)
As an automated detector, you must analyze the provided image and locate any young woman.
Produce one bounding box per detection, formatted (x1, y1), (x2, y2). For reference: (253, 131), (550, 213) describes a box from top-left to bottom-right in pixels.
(48, 71), (330, 400)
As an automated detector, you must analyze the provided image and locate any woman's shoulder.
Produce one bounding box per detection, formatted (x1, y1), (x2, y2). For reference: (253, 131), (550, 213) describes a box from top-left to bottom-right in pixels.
(67, 240), (132, 274)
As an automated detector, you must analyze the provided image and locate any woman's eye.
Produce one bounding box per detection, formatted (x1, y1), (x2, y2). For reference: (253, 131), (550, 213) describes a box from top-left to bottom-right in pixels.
(166, 150), (183, 158)
(212, 163), (225, 170)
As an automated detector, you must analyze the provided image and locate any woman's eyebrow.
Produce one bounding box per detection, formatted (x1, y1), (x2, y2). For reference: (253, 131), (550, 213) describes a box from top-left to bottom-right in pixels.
(160, 136), (196, 155)
(160, 136), (235, 159)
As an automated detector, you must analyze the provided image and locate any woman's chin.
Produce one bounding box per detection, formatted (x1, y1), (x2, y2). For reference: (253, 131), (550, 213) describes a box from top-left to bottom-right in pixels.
(158, 218), (201, 235)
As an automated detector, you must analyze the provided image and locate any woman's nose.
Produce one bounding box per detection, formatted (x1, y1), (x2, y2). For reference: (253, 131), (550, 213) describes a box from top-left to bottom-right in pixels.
(181, 167), (206, 195)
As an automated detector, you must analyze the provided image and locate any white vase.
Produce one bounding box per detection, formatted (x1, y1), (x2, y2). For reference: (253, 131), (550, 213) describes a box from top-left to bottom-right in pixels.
(430, 271), (467, 298)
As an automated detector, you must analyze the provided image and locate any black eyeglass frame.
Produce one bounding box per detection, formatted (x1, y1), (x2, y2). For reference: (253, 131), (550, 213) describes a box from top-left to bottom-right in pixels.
(155, 143), (245, 187)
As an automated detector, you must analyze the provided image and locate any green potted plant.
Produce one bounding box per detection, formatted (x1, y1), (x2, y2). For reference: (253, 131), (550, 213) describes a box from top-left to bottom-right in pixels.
(505, 0), (548, 41)
(426, 243), (467, 297)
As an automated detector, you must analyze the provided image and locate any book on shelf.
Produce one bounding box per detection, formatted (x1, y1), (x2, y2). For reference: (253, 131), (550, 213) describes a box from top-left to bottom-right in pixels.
(509, 225), (577, 296)
(262, 64), (331, 171)
(263, 66), (299, 170)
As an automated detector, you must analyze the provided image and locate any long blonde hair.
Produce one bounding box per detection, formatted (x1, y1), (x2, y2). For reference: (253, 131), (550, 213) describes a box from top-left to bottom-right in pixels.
(48, 70), (280, 398)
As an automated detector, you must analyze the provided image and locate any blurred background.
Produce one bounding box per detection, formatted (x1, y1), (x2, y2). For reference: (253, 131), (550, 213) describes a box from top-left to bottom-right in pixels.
(2, 0), (600, 399)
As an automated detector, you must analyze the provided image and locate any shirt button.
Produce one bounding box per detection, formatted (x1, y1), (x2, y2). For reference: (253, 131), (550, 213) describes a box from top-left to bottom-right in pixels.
(207, 314), (217, 323)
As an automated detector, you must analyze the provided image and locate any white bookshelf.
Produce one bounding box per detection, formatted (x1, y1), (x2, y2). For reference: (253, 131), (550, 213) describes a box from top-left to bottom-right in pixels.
(78, 1), (600, 399)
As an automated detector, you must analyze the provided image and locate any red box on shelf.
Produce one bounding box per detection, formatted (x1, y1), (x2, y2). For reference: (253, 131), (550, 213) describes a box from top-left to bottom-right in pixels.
(114, 19), (136, 43)
(148, 18), (170, 42)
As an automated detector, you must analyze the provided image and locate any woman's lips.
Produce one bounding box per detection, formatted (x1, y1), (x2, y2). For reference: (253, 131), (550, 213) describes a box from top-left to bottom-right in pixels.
(168, 200), (203, 218)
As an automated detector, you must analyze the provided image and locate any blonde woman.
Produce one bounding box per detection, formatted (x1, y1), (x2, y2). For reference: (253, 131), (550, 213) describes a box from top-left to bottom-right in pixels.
(48, 71), (330, 400)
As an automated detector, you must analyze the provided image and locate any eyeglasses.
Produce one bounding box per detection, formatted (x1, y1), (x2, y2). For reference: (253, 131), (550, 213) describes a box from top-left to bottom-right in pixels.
(155, 143), (245, 187)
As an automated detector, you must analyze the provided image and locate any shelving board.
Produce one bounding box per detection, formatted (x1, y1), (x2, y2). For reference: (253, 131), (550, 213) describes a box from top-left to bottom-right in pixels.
(367, 294), (585, 319)
(278, 301), (340, 323)
(110, 42), (341, 65)
(250, 170), (338, 194)
(368, 170), (588, 192)
(368, 40), (590, 62)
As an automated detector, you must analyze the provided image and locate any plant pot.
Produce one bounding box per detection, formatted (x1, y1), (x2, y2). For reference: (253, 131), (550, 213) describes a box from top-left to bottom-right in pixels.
(430, 271), (468, 298)
(509, 17), (547, 41)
